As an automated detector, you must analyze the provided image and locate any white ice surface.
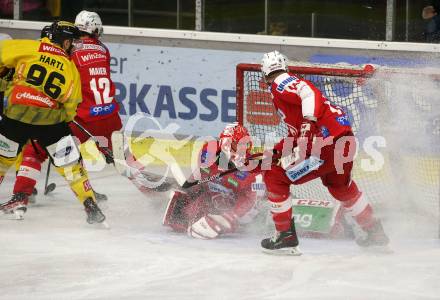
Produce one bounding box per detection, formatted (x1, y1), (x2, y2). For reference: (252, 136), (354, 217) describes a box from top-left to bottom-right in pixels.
(0, 165), (439, 300)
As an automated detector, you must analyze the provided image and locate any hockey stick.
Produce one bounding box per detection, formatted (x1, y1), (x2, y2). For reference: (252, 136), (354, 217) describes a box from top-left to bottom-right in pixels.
(71, 120), (114, 164)
(181, 151), (280, 189)
(73, 121), (177, 192)
(28, 140), (56, 195)
(43, 163), (56, 195)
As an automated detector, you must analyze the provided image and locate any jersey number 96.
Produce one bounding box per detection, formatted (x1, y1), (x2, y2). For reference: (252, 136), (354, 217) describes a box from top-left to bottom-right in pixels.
(26, 64), (65, 99)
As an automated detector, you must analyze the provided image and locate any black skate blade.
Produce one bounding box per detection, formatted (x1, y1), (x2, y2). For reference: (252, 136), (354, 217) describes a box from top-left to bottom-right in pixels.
(44, 183), (56, 195)
(94, 191), (108, 202)
(87, 219), (110, 229)
(99, 220), (110, 229)
(13, 209), (25, 220)
(261, 246), (302, 256)
(1, 208), (25, 220)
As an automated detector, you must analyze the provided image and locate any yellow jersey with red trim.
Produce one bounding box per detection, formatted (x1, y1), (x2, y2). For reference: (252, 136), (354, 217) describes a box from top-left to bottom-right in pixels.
(0, 37), (82, 125)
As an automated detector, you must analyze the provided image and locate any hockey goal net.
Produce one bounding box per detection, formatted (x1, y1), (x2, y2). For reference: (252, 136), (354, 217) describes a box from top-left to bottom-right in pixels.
(236, 62), (440, 237)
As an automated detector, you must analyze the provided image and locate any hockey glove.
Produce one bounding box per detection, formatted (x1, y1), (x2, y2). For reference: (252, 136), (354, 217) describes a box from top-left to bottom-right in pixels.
(297, 117), (318, 157)
(103, 152), (114, 164)
(187, 212), (238, 239)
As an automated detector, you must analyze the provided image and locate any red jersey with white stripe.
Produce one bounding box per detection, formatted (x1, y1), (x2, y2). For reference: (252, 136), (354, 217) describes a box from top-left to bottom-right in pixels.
(198, 141), (262, 219)
(70, 38), (119, 122)
(271, 72), (352, 140)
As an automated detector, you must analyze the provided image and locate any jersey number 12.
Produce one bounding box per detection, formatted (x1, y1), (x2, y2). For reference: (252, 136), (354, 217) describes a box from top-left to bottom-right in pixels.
(90, 77), (112, 104)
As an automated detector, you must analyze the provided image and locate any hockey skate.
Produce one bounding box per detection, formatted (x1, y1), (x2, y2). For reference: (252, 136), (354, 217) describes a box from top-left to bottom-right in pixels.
(83, 198), (106, 225)
(261, 221), (302, 256)
(355, 220), (391, 252)
(1, 192), (29, 220)
(28, 188), (38, 204)
(93, 190), (108, 202)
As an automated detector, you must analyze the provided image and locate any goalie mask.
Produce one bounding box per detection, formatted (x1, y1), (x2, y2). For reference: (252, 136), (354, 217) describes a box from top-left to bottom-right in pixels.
(219, 123), (253, 168)
(261, 50), (288, 82)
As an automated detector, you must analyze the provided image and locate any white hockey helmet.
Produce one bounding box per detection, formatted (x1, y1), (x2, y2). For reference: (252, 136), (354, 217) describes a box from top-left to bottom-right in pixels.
(75, 10), (103, 37)
(261, 50), (288, 77)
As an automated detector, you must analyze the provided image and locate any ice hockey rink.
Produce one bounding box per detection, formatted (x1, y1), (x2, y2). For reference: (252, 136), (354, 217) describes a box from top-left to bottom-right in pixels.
(0, 163), (439, 300)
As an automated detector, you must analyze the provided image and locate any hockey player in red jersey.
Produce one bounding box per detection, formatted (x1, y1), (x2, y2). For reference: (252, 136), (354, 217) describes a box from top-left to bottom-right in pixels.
(68, 10), (122, 149)
(163, 123), (264, 239)
(259, 51), (389, 255)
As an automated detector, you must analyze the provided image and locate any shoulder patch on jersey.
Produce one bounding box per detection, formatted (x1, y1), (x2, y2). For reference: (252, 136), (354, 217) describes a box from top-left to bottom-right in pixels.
(235, 171), (248, 180)
(73, 41), (106, 53)
(200, 150), (208, 163)
(39, 43), (68, 58)
(227, 177), (238, 187)
(251, 182), (266, 192)
(208, 182), (233, 195)
(274, 73), (299, 92)
(320, 126), (330, 138)
(335, 115), (351, 126)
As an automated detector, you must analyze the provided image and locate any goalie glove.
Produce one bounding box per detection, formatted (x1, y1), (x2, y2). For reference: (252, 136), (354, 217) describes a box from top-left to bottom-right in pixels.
(187, 212), (238, 239)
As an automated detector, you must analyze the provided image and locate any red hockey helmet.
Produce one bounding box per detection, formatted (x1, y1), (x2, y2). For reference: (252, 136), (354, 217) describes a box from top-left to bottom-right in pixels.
(219, 123), (253, 165)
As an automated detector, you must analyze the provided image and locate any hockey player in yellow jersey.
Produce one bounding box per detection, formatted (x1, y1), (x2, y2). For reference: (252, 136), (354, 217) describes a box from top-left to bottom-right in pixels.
(0, 21), (106, 224)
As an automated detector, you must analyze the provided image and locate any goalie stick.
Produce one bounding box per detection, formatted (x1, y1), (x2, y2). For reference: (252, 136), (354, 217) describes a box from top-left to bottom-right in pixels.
(111, 131), (282, 190)
(111, 131), (180, 192)
(71, 120), (114, 164)
(181, 152), (280, 189)
(69, 123), (174, 192)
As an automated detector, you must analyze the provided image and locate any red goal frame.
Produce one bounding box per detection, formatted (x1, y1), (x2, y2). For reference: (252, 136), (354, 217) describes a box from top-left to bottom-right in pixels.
(235, 63), (375, 126)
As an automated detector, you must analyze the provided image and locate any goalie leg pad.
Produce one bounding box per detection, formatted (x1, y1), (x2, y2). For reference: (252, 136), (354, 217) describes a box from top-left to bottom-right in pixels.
(0, 132), (19, 158)
(187, 212), (239, 239)
(163, 191), (190, 232)
(46, 135), (80, 167)
(187, 217), (220, 239)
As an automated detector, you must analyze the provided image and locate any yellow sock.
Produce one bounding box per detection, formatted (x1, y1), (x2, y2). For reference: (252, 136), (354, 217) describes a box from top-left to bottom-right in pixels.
(55, 162), (95, 204)
(0, 156), (18, 177)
